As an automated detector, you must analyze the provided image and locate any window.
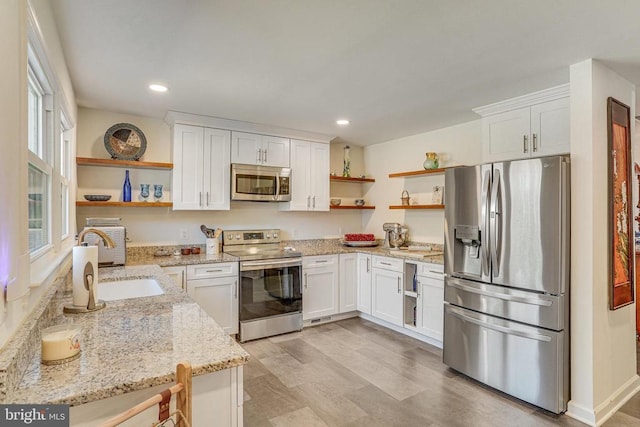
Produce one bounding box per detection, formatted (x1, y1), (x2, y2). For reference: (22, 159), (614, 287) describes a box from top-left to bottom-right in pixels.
(60, 119), (71, 239)
(27, 58), (53, 254)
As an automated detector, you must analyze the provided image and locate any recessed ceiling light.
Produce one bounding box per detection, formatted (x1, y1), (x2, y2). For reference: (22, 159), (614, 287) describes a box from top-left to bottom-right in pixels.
(149, 84), (168, 92)
(336, 119), (350, 126)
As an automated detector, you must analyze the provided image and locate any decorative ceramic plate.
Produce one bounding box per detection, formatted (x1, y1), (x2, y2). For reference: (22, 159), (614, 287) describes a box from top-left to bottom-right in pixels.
(84, 195), (112, 201)
(103, 123), (147, 160)
(340, 240), (379, 247)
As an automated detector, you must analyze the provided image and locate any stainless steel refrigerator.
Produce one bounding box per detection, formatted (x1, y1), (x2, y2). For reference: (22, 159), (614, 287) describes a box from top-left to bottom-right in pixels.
(443, 156), (570, 414)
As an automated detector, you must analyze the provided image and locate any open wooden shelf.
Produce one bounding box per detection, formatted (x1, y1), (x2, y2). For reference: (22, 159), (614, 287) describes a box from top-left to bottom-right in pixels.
(76, 201), (173, 207)
(389, 204), (444, 210)
(389, 168), (445, 178)
(330, 205), (375, 210)
(77, 157), (173, 170)
(330, 176), (375, 183)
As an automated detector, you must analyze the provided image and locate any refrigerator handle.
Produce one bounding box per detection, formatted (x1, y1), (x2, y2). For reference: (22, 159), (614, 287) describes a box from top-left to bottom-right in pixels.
(490, 169), (501, 276)
(481, 170), (491, 277)
(447, 306), (552, 342)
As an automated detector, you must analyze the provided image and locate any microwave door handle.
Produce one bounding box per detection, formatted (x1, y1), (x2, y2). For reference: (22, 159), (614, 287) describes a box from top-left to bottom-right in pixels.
(274, 174), (281, 201)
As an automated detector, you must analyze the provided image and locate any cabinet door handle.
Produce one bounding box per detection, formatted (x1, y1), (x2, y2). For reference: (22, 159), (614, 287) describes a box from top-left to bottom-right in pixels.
(181, 271), (185, 289)
(367, 258), (370, 272)
(199, 192), (202, 207)
(397, 277), (401, 293)
(523, 135), (528, 153)
(234, 280), (238, 298)
(257, 148), (262, 163)
(206, 192), (210, 206)
(532, 133), (537, 152)
(307, 195), (310, 208)
(264, 149), (267, 163)
(312, 196), (316, 208)
(304, 272), (308, 289)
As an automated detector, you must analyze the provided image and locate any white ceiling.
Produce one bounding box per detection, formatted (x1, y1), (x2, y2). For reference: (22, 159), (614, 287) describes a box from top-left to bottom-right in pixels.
(50, 0), (640, 146)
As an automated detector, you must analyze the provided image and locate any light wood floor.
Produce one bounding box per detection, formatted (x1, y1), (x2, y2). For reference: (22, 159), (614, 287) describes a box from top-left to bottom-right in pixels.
(241, 317), (640, 426)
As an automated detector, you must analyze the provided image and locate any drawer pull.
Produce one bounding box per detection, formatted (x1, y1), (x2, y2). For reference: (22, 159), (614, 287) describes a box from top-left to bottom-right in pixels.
(380, 262), (392, 266)
(206, 269), (224, 273)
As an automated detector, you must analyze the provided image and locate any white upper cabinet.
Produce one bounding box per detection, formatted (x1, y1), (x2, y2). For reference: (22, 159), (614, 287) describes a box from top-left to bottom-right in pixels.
(475, 84), (569, 163)
(284, 139), (329, 211)
(172, 124), (230, 210)
(231, 131), (290, 167)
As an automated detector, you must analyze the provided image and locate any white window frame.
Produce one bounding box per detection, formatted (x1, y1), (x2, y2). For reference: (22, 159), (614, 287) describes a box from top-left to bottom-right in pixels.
(60, 113), (72, 241)
(26, 4), (76, 286)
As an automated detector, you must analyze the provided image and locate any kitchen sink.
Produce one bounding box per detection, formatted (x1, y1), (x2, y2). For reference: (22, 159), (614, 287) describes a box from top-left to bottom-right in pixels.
(98, 278), (164, 301)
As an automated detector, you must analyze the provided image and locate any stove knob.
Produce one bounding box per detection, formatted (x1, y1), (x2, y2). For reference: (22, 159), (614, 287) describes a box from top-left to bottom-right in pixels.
(228, 235), (234, 240)
(273, 233), (279, 239)
(235, 233), (241, 240)
(266, 233), (271, 238)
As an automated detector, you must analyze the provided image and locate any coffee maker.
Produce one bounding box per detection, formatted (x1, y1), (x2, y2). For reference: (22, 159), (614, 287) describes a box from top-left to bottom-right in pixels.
(382, 223), (408, 248)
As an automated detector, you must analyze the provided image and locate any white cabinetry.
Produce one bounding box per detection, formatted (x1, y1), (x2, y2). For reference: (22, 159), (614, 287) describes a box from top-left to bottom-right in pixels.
(371, 256), (404, 327)
(286, 139), (329, 211)
(162, 266), (186, 289)
(302, 255), (339, 320)
(231, 131), (290, 167)
(172, 124), (230, 210)
(356, 253), (372, 314)
(414, 263), (444, 342)
(186, 262), (239, 335)
(339, 253), (357, 313)
(474, 85), (569, 163)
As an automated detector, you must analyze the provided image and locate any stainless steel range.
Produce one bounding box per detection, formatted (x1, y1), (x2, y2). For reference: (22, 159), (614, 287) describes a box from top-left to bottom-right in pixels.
(223, 229), (302, 342)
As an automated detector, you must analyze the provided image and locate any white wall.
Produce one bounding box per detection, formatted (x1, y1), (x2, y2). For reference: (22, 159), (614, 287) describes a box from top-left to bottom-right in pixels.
(0, 0), (76, 348)
(567, 59), (640, 426)
(75, 108), (364, 244)
(362, 120), (482, 243)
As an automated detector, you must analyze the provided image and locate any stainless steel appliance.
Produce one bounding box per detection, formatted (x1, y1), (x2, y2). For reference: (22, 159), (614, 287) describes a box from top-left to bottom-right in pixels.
(443, 156), (570, 414)
(223, 229), (302, 342)
(82, 218), (126, 266)
(382, 222), (408, 248)
(231, 164), (291, 202)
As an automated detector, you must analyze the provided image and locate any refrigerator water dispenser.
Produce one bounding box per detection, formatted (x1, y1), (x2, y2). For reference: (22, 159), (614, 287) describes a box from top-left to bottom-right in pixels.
(454, 225), (480, 258)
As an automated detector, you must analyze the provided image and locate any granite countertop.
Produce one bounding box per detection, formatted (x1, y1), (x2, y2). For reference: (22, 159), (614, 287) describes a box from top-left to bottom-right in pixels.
(126, 240), (444, 266)
(10, 264), (249, 406)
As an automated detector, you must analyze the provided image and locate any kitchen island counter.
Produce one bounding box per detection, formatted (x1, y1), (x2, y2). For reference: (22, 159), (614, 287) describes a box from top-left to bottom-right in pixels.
(8, 264), (249, 407)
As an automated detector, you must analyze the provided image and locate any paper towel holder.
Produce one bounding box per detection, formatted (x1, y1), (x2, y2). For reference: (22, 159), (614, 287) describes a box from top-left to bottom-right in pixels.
(63, 260), (106, 314)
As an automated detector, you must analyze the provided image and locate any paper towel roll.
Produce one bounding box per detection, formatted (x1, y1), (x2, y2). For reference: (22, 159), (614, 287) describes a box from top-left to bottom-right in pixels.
(72, 246), (98, 307)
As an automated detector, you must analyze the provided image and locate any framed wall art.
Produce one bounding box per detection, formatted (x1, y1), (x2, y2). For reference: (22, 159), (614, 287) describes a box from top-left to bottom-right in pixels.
(608, 97), (634, 310)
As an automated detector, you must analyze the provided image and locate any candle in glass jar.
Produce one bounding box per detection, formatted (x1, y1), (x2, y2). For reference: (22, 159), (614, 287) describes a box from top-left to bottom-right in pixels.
(41, 325), (81, 363)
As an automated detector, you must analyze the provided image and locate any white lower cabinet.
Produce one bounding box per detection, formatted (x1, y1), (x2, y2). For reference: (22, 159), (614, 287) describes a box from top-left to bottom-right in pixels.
(302, 255), (339, 320)
(371, 256), (404, 327)
(339, 253), (357, 313)
(162, 266), (186, 289)
(415, 265), (445, 342)
(186, 263), (239, 335)
(356, 253), (372, 314)
(70, 366), (243, 427)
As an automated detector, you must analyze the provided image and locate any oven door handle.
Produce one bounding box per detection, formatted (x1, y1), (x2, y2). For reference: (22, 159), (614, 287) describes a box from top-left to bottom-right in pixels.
(241, 258), (302, 271)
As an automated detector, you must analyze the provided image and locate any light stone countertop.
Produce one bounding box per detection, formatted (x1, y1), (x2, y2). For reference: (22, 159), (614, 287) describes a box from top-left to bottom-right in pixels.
(9, 264), (249, 406)
(126, 239), (444, 266)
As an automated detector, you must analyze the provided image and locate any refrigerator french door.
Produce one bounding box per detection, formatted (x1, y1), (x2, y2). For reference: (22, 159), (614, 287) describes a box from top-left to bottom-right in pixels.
(443, 156), (570, 414)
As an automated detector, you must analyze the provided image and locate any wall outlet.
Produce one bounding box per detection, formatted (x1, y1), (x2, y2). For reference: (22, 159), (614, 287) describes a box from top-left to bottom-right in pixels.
(179, 229), (189, 240)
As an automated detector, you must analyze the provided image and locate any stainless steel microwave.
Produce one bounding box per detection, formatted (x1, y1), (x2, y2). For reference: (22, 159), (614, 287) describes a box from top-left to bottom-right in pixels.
(231, 164), (291, 202)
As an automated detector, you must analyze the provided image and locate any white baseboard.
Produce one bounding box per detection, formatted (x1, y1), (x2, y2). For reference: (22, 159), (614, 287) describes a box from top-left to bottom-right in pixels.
(566, 374), (640, 426)
(359, 313), (443, 348)
(303, 311), (358, 327)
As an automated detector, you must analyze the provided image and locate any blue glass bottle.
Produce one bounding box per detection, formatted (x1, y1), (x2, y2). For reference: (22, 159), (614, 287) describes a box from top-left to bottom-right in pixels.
(123, 170), (132, 202)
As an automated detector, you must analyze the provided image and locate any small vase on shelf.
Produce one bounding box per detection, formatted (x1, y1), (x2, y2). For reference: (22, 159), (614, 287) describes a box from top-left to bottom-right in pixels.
(139, 184), (150, 201)
(122, 170), (132, 202)
(343, 145), (351, 177)
(423, 152), (439, 170)
(153, 184), (163, 201)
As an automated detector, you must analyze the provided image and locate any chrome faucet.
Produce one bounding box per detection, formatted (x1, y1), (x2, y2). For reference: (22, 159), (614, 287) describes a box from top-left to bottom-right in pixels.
(77, 228), (116, 248)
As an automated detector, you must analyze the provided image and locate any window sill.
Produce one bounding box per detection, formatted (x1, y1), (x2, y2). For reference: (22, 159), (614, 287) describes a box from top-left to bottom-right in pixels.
(30, 244), (73, 288)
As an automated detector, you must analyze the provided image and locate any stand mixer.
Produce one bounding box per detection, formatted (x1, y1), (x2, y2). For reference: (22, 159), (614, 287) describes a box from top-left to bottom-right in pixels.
(382, 223), (408, 248)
